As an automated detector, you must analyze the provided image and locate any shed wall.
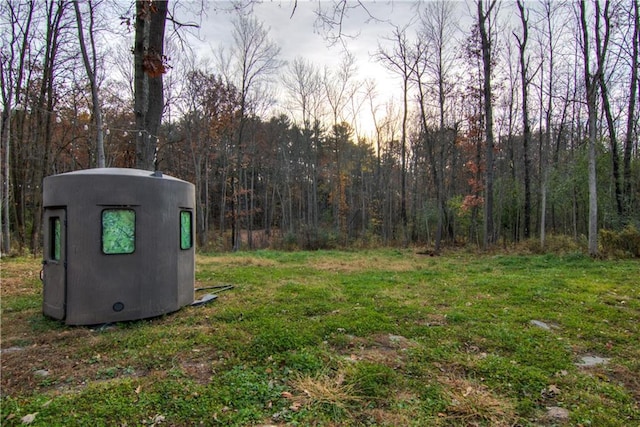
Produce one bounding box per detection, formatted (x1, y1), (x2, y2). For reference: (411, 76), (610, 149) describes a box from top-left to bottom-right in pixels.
(42, 169), (195, 325)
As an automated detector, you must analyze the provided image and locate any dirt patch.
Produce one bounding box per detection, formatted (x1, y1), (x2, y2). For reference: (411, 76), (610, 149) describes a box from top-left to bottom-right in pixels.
(333, 333), (417, 369)
(1, 340), (88, 395)
(605, 364), (640, 405)
(415, 313), (448, 327)
(180, 360), (213, 385)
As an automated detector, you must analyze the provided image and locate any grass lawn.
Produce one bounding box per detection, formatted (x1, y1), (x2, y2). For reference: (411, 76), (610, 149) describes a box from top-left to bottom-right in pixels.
(1, 249), (639, 426)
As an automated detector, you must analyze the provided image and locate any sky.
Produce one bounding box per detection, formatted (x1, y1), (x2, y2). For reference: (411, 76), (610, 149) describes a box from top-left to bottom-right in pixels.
(194, 1), (421, 76)
(180, 0), (436, 135)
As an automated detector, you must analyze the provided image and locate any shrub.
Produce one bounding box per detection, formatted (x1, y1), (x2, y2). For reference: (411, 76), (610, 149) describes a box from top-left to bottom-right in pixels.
(600, 225), (640, 258)
(519, 234), (584, 255)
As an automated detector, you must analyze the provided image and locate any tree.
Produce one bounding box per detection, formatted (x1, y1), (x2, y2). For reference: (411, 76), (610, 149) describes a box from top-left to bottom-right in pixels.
(73, 0), (105, 168)
(623, 0), (639, 218)
(221, 13), (283, 250)
(134, 0), (168, 171)
(0, 1), (35, 254)
(281, 57), (325, 234)
(594, 0), (623, 218)
(376, 25), (418, 243)
(534, 0), (563, 249)
(477, 0), (498, 248)
(323, 52), (358, 234)
(515, 0), (533, 239)
(579, 0), (600, 257)
(282, 57), (324, 129)
(415, 0), (458, 252)
(0, 1), (34, 254)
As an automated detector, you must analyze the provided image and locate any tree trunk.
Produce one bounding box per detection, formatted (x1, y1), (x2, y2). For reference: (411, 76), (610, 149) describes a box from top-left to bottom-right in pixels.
(594, 1), (623, 218)
(516, 0), (532, 239)
(623, 0), (639, 217)
(1, 1), (34, 255)
(73, 0), (105, 168)
(580, 0), (599, 257)
(478, 0), (497, 248)
(134, 0), (168, 171)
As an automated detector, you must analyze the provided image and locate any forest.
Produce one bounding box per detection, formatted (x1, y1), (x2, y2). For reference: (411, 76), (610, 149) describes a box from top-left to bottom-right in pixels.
(1, 0), (639, 256)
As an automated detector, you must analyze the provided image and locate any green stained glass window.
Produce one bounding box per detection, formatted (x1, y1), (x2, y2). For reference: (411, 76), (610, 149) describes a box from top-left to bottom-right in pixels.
(102, 209), (135, 254)
(51, 217), (61, 261)
(180, 210), (192, 250)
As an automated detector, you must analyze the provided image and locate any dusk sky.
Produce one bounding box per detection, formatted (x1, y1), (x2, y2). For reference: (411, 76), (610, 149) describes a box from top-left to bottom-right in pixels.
(153, 1), (483, 136)
(180, 1), (446, 134)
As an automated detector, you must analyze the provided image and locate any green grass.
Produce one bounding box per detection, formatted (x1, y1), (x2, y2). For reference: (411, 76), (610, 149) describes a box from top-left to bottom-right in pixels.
(1, 250), (638, 426)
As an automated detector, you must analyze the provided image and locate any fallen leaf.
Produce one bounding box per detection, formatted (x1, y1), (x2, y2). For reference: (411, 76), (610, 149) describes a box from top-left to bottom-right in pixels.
(21, 413), (38, 425)
(281, 391), (293, 399)
(149, 414), (165, 426)
(463, 386), (473, 397)
(548, 385), (561, 395)
(289, 401), (302, 411)
(135, 385), (142, 394)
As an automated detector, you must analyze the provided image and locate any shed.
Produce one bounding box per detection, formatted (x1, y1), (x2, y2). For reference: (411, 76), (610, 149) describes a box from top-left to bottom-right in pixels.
(42, 168), (195, 325)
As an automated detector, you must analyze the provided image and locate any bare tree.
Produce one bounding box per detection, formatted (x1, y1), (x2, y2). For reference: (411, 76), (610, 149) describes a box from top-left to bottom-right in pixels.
(73, 0), (105, 168)
(282, 57), (325, 233)
(594, 0), (624, 218)
(477, 0), (498, 248)
(415, 0), (458, 252)
(311, 0), (384, 47)
(535, 0), (567, 249)
(0, 0), (35, 254)
(579, 0), (600, 256)
(221, 13), (283, 250)
(376, 25), (418, 243)
(514, 0), (533, 239)
(323, 52), (357, 234)
(282, 57), (325, 129)
(623, 0), (639, 217)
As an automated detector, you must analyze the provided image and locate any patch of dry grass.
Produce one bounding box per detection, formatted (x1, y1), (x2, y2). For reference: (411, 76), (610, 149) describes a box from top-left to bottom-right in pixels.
(309, 253), (423, 274)
(287, 369), (362, 411)
(439, 376), (518, 426)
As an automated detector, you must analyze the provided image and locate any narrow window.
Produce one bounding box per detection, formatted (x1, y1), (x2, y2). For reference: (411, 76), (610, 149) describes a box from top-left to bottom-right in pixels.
(180, 210), (192, 250)
(50, 217), (61, 261)
(102, 209), (135, 254)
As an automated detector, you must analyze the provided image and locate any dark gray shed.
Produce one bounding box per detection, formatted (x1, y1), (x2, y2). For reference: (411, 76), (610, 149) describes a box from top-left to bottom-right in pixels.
(42, 168), (195, 325)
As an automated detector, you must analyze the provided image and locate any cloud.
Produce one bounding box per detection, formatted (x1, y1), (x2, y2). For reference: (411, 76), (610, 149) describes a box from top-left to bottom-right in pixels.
(183, 1), (458, 136)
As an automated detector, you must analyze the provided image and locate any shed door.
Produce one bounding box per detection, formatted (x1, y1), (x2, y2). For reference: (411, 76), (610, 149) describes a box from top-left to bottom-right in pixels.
(43, 208), (66, 320)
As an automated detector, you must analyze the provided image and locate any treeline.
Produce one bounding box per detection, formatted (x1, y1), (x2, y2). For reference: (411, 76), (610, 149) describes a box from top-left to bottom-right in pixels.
(1, 0), (639, 255)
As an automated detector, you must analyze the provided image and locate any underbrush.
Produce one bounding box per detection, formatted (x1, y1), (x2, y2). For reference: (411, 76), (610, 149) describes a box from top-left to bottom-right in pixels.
(600, 225), (640, 258)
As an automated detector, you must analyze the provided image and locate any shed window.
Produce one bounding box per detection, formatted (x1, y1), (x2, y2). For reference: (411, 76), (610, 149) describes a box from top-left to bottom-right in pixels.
(50, 217), (61, 261)
(180, 210), (192, 250)
(102, 209), (135, 254)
